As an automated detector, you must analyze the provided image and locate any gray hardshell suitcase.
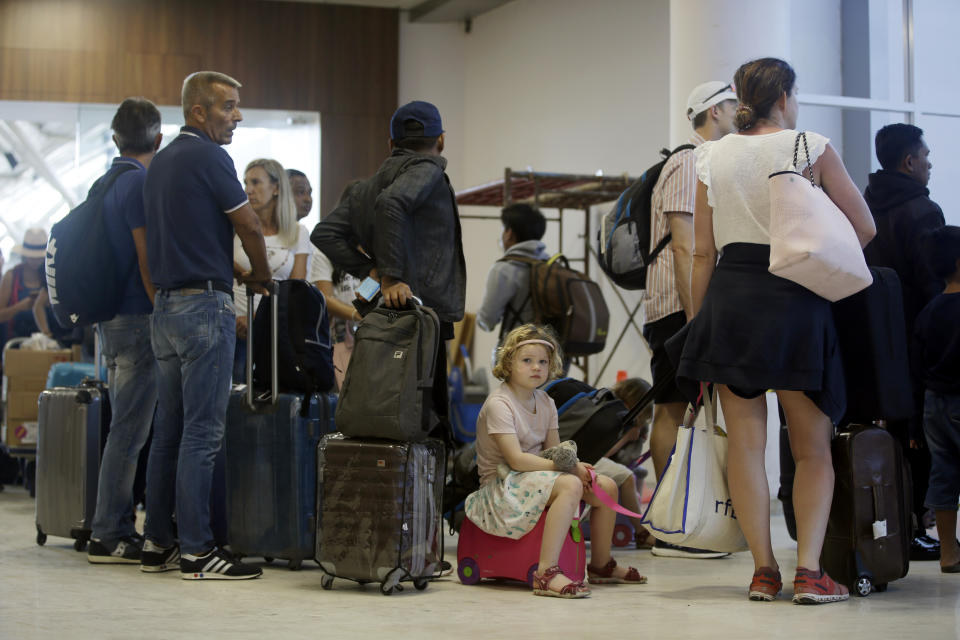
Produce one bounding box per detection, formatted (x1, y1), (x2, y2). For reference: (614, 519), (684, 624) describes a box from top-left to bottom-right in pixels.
(35, 381), (109, 550)
(335, 300), (440, 441)
(222, 283), (334, 569)
(316, 434), (445, 594)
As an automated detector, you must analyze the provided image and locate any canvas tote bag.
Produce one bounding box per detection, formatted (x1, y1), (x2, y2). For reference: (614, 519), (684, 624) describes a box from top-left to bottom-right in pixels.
(640, 386), (748, 553)
(767, 132), (872, 302)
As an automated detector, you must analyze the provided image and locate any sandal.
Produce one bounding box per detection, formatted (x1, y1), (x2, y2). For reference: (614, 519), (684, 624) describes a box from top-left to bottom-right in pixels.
(634, 526), (655, 550)
(748, 566), (782, 601)
(587, 558), (647, 584)
(532, 565), (591, 599)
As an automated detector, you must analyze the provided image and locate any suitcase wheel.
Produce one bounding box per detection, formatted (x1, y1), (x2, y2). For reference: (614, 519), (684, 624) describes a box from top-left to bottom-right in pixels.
(854, 575), (873, 597)
(73, 538), (87, 552)
(612, 523), (633, 547)
(874, 583), (888, 593)
(321, 574), (334, 590)
(414, 578), (428, 591)
(458, 558), (481, 585)
(35, 526), (46, 546)
(380, 583), (395, 596)
(263, 556), (274, 564)
(287, 559), (302, 571)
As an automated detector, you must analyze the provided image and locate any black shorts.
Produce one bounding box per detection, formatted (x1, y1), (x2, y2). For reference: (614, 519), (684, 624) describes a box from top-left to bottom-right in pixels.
(642, 310), (688, 405)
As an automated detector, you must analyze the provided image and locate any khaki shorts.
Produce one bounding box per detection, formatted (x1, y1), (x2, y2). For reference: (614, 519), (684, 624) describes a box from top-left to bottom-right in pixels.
(593, 457), (633, 487)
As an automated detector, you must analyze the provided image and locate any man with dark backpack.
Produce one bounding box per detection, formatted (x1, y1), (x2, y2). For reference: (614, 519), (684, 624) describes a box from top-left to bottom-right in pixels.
(645, 80), (737, 560)
(77, 98), (163, 565)
(476, 203), (549, 347)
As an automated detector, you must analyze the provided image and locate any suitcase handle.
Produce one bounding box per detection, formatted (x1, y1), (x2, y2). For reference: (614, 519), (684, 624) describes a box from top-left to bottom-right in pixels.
(245, 281), (279, 409)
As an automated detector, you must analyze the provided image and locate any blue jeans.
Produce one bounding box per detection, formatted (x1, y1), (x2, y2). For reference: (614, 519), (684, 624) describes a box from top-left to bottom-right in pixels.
(145, 289), (235, 554)
(923, 389), (960, 511)
(91, 314), (157, 542)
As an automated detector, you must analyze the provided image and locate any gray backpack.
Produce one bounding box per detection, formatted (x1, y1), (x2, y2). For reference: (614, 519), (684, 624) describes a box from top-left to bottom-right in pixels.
(335, 301), (441, 441)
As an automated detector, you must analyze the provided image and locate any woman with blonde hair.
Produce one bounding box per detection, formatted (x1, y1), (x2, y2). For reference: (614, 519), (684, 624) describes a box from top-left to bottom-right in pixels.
(232, 158), (312, 380)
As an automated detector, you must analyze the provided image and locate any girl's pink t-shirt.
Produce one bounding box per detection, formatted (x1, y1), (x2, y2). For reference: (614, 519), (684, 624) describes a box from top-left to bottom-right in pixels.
(474, 382), (559, 485)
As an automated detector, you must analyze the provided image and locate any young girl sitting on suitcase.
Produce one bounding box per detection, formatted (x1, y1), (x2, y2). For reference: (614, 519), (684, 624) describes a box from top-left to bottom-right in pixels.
(464, 324), (646, 598)
(915, 226), (960, 574)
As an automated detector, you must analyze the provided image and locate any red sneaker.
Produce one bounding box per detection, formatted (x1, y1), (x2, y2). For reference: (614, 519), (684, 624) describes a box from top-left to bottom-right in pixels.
(748, 566), (782, 601)
(792, 567), (849, 604)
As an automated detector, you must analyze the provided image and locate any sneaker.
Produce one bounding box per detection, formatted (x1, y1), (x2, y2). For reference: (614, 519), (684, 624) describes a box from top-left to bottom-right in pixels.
(181, 547), (262, 580)
(651, 539), (729, 559)
(87, 537), (142, 564)
(748, 566), (782, 601)
(911, 535), (941, 561)
(140, 540), (181, 573)
(792, 567), (849, 604)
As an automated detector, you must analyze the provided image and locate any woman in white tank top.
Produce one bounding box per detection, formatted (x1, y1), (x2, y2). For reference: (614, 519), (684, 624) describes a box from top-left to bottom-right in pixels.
(676, 58), (875, 604)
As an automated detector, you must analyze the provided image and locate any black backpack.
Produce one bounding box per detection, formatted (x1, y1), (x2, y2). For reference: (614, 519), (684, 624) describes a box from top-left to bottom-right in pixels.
(597, 144), (695, 290)
(251, 279), (335, 394)
(543, 377), (628, 464)
(46, 164), (139, 328)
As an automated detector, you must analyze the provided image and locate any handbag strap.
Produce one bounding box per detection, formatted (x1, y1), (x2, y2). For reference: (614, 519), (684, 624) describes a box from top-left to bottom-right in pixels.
(793, 132), (817, 187)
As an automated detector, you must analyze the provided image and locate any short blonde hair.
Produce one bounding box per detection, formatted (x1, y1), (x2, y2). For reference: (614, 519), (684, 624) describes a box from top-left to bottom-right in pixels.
(493, 324), (564, 381)
(181, 71), (241, 120)
(244, 158), (298, 247)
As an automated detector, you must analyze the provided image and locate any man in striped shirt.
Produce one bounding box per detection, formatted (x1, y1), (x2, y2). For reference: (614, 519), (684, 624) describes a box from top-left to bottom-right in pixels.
(644, 81), (737, 559)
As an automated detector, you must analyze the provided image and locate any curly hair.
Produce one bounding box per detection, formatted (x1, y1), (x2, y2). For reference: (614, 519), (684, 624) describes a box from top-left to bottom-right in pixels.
(493, 324), (564, 381)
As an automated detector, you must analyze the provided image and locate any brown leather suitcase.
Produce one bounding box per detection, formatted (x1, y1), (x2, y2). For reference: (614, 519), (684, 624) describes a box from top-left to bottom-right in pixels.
(820, 424), (912, 596)
(315, 434), (444, 594)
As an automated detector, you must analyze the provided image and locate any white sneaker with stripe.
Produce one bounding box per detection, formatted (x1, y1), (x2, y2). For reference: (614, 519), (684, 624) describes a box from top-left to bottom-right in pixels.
(180, 547), (262, 580)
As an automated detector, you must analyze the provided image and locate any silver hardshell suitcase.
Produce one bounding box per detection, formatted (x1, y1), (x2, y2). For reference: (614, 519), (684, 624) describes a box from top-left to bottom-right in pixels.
(35, 381), (109, 550)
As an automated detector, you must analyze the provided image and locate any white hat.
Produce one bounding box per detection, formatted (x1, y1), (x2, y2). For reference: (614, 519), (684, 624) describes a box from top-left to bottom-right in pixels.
(12, 227), (48, 258)
(686, 81), (737, 121)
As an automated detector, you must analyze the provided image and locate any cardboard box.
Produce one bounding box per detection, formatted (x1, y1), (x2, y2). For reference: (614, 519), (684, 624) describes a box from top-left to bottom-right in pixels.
(4, 417), (39, 449)
(6, 376), (48, 393)
(3, 348), (72, 380)
(7, 391), (41, 421)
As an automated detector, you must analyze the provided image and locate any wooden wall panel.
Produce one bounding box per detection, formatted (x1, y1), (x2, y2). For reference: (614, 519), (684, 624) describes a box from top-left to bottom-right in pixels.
(0, 0), (400, 216)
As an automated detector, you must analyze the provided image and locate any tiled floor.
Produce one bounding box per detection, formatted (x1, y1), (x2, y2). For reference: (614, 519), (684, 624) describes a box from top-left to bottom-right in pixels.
(1, 484), (957, 640)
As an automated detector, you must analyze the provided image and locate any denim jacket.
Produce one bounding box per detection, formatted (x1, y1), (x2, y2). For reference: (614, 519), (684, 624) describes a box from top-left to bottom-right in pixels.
(312, 148), (466, 322)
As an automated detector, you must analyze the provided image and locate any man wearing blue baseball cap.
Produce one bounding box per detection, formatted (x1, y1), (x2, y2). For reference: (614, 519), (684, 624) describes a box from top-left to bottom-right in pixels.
(313, 100), (466, 440)
(314, 99), (465, 331)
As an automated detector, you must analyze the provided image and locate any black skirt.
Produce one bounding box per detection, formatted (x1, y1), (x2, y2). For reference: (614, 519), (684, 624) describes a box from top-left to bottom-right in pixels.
(675, 243), (846, 423)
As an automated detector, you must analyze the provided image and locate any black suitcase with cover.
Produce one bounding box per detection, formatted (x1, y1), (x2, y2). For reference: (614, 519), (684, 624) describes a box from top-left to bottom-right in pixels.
(315, 434), (445, 594)
(820, 424), (912, 596)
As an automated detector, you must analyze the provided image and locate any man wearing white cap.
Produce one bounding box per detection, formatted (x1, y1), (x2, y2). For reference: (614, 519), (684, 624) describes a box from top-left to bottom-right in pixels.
(644, 80), (737, 559)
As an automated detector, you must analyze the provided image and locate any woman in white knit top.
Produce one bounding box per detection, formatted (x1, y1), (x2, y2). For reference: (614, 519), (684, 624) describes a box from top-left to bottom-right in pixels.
(677, 58), (875, 604)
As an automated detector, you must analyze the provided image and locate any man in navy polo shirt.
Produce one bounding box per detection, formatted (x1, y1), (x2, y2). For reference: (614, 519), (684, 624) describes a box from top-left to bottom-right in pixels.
(142, 71), (269, 580)
(86, 98), (162, 565)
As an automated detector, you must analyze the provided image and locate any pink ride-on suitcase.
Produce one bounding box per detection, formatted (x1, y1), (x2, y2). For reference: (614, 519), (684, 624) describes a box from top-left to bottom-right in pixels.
(456, 509), (586, 586)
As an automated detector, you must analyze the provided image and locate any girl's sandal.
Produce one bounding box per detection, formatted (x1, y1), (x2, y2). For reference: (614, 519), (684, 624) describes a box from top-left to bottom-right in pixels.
(634, 526), (655, 550)
(587, 558), (647, 584)
(532, 565), (591, 599)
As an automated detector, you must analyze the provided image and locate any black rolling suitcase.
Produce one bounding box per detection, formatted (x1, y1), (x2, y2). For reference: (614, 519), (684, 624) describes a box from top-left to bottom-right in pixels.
(315, 434), (445, 594)
(820, 424), (912, 596)
(35, 380), (110, 550)
(221, 283), (335, 569)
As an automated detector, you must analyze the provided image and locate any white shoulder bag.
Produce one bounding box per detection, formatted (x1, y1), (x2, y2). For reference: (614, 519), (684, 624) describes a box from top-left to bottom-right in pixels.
(767, 132), (872, 301)
(640, 385), (748, 553)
